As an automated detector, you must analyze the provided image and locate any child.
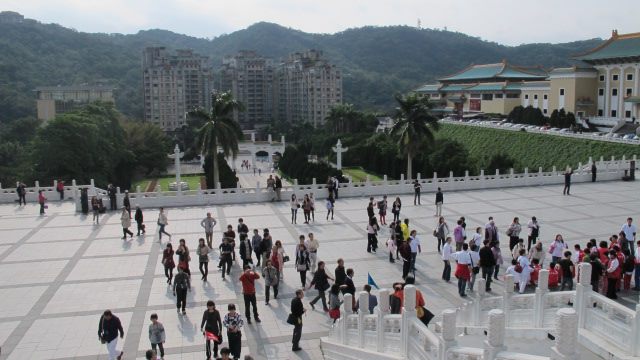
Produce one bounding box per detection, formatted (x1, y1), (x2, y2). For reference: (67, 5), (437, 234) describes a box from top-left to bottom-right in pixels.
(530, 258), (542, 286)
(223, 304), (244, 359)
(217, 347), (232, 360)
(387, 234), (397, 263)
(505, 259), (520, 291)
(148, 313), (165, 359)
(548, 263), (560, 288)
(622, 249), (635, 290)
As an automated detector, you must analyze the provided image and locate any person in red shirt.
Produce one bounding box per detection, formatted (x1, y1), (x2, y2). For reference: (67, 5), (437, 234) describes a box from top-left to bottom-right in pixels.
(239, 266), (261, 324)
(530, 258), (542, 285)
(547, 263), (559, 288)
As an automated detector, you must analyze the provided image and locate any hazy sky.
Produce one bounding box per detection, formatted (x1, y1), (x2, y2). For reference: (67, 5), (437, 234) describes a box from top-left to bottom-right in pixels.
(2, 0), (638, 45)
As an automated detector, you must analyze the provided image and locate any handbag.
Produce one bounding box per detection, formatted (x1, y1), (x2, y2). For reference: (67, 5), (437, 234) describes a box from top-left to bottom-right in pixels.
(286, 313), (298, 325)
(470, 255), (480, 274)
(514, 264), (523, 273)
(283, 255), (290, 263)
(329, 308), (340, 319)
(296, 263), (307, 271)
(417, 306), (435, 326)
(432, 229), (437, 237)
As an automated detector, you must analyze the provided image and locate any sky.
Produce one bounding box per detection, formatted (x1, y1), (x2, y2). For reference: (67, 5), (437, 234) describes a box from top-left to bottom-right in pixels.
(1, 0), (638, 45)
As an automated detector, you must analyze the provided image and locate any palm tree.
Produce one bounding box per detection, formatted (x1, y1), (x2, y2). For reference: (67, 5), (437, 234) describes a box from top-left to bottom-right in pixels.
(188, 92), (243, 189)
(390, 93), (439, 180)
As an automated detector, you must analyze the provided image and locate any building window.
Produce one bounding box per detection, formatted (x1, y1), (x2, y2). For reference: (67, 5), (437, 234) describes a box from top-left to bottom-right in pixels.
(482, 94), (493, 100)
(524, 94), (529, 99)
(543, 94), (548, 100)
(494, 93), (503, 98)
(627, 88), (633, 96)
(627, 74), (634, 81)
(598, 88), (604, 96)
(506, 93), (520, 98)
(598, 109), (603, 116)
(613, 74), (619, 81)
(611, 110), (617, 117)
(534, 94), (538, 100)
(559, 89), (565, 96)
(626, 110), (632, 118)
(612, 89), (618, 96)
(599, 75), (605, 81)
(543, 109), (548, 114)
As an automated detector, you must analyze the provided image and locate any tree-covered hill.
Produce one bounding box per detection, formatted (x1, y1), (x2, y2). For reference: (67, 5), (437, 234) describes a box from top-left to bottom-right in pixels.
(0, 12), (603, 122)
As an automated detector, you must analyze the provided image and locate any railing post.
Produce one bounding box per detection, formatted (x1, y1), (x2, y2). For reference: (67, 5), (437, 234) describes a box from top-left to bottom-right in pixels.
(551, 308), (578, 360)
(357, 291), (368, 348)
(524, 167), (529, 186)
(440, 309), (457, 359)
(401, 285), (416, 356)
(483, 309), (506, 360)
(433, 172), (438, 189)
(400, 173), (405, 182)
(535, 269), (549, 327)
(539, 167), (544, 186)
(71, 179), (77, 202)
(383, 175), (388, 186)
(575, 263), (592, 330)
(480, 170), (485, 188)
(341, 293), (353, 345)
(417, 173), (421, 180)
(474, 278), (486, 326)
(632, 304), (640, 356)
(503, 274), (514, 326)
(376, 289), (389, 353)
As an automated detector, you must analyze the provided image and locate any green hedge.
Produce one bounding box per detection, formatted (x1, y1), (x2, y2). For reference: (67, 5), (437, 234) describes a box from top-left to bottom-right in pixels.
(437, 124), (638, 172)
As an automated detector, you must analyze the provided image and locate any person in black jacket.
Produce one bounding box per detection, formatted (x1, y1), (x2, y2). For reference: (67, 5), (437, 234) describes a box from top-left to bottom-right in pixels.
(98, 310), (124, 360)
(123, 191), (131, 216)
(334, 258), (346, 287)
(134, 206), (145, 236)
(479, 240), (497, 292)
(108, 184), (117, 211)
(307, 261), (333, 311)
(290, 289), (306, 351)
(435, 187), (444, 217)
(201, 300), (223, 359)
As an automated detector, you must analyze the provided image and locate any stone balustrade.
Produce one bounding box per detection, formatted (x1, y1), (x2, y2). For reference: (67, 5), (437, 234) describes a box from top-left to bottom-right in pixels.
(0, 157), (635, 211)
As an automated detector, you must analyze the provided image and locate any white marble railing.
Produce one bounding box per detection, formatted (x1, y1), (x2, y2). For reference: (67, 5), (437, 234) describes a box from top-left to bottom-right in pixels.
(1, 157), (635, 211)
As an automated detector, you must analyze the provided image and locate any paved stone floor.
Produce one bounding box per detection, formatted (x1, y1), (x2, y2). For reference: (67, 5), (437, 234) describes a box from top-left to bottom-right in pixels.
(0, 180), (638, 359)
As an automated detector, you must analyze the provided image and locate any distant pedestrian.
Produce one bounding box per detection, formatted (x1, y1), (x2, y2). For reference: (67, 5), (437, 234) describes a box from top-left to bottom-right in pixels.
(98, 310), (124, 360)
(309, 193), (316, 222)
(591, 162), (597, 182)
(162, 243), (175, 285)
(507, 217), (522, 251)
(484, 217), (499, 244)
(135, 206), (145, 235)
(56, 180), (65, 200)
(413, 179), (421, 205)
(290, 289), (305, 351)
(563, 167), (573, 195)
(378, 195), (388, 225)
(435, 187), (444, 217)
(176, 239), (191, 278)
(157, 208), (171, 242)
(120, 207), (133, 240)
(200, 212), (217, 249)
(306, 232), (319, 273)
(387, 233), (397, 263)
(223, 304), (244, 359)
(261, 229), (273, 267)
(274, 176), (283, 201)
(123, 191), (131, 215)
(366, 217), (380, 253)
(201, 300), (222, 360)
(92, 196), (101, 224)
(409, 230), (421, 272)
(251, 229), (263, 267)
(479, 240), (496, 292)
(326, 194), (335, 220)
(107, 184), (117, 210)
(38, 189), (46, 215)
(302, 194), (312, 224)
(197, 238), (210, 282)
(239, 234), (253, 268)
(219, 237), (233, 280)
(290, 194), (299, 224)
(173, 267), (191, 315)
(527, 216), (539, 250)
(392, 197), (402, 222)
(148, 313), (165, 360)
(435, 216), (449, 253)
(441, 236), (452, 282)
(17, 182), (26, 205)
(263, 259), (279, 305)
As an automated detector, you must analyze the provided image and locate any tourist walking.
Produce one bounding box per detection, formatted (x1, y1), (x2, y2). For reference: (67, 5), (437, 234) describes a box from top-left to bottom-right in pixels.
(219, 238), (233, 280)
(157, 208), (171, 242)
(409, 230), (421, 272)
(392, 197), (402, 222)
(290, 289), (305, 351)
(176, 239), (191, 277)
(123, 191), (130, 215)
(162, 243), (175, 284)
(98, 310), (124, 360)
(173, 267), (191, 314)
(239, 234), (253, 268)
(290, 194), (299, 224)
(263, 259), (279, 305)
(563, 167), (573, 195)
(223, 225), (237, 262)
(239, 266), (261, 324)
(308, 261), (333, 311)
(57, 180), (65, 200)
(549, 234), (568, 264)
(108, 184), (117, 210)
(366, 217), (380, 253)
(413, 179), (421, 205)
(135, 206), (145, 236)
(484, 217), (499, 244)
(335, 258), (346, 288)
(274, 175), (283, 201)
(453, 219), (465, 251)
(492, 241), (504, 279)
(435, 216), (450, 253)
(17, 182), (26, 205)
(148, 313), (165, 360)
(399, 238), (412, 279)
(197, 238), (210, 281)
(479, 240), (496, 292)
(506, 217), (522, 251)
(201, 212), (217, 249)
(38, 189), (46, 215)
(251, 229), (262, 267)
(261, 229), (273, 267)
(441, 236), (452, 282)
(328, 284), (342, 323)
(223, 304), (244, 359)
(306, 232), (319, 273)
(556, 251), (575, 291)
(378, 195), (388, 225)
(516, 248), (532, 293)
(302, 194), (312, 224)
(273, 241), (285, 279)
(387, 233), (397, 263)
(326, 194), (335, 220)
(120, 207), (133, 240)
(295, 243), (310, 288)
(201, 301), (222, 360)
(92, 196), (101, 224)
(309, 193), (316, 222)
(453, 243), (472, 297)
(527, 216), (540, 250)
(435, 187), (444, 217)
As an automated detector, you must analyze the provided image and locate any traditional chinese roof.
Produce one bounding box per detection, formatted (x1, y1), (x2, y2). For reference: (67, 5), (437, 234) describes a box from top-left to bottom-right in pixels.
(465, 83), (506, 92)
(414, 84), (441, 93)
(440, 84), (473, 92)
(439, 61), (547, 82)
(574, 31), (640, 63)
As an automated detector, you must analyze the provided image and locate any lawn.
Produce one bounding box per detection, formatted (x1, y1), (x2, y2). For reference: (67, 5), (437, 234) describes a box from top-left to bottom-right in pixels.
(342, 167), (384, 182)
(131, 175), (203, 192)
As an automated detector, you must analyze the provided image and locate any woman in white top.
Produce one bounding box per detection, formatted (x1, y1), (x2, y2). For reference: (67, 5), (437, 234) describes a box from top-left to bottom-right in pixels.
(550, 234), (568, 264)
(290, 194), (299, 224)
(507, 217), (522, 251)
(505, 259), (520, 289)
(157, 207), (171, 242)
(516, 248), (532, 293)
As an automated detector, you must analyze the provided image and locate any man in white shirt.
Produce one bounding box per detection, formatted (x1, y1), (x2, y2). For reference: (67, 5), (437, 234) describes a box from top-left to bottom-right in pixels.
(452, 243), (472, 297)
(441, 237), (452, 282)
(409, 230), (421, 273)
(305, 233), (319, 273)
(621, 217), (636, 252)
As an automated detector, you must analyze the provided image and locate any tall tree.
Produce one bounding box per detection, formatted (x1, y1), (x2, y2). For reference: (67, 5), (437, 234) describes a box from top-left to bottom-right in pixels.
(390, 93), (439, 179)
(189, 92), (243, 189)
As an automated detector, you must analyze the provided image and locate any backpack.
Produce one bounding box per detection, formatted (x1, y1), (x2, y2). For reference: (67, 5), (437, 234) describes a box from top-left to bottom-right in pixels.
(176, 275), (188, 291)
(389, 295), (402, 314)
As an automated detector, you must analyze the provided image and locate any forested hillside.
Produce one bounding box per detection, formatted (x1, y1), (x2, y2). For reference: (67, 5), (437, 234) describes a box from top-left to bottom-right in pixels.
(0, 12), (603, 122)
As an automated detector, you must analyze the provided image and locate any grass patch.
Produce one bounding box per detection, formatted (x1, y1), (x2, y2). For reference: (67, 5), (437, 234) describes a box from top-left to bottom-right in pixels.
(343, 167), (384, 182)
(132, 174), (203, 191)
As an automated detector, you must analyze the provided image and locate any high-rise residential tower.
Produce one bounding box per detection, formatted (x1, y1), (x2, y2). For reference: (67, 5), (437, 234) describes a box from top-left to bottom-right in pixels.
(142, 47), (214, 132)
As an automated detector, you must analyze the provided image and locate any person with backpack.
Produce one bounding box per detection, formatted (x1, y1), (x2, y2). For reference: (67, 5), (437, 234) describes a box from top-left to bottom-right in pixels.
(173, 267), (191, 315)
(389, 283), (403, 314)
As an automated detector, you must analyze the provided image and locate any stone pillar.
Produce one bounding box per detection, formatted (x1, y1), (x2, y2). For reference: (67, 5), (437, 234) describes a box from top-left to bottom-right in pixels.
(357, 291), (369, 348)
(605, 67), (611, 116)
(483, 309), (506, 360)
(474, 278), (486, 325)
(332, 139), (348, 171)
(251, 133), (256, 142)
(551, 308), (578, 360)
(575, 263), (592, 329)
(341, 293), (353, 345)
(376, 289), (389, 352)
(268, 134), (272, 144)
(401, 285), (416, 356)
(535, 269), (549, 327)
(632, 304), (640, 356)
(503, 275), (514, 326)
(440, 309), (457, 359)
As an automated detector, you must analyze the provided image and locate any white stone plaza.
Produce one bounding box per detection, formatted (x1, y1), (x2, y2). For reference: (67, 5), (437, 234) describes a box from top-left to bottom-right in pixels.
(0, 179), (639, 359)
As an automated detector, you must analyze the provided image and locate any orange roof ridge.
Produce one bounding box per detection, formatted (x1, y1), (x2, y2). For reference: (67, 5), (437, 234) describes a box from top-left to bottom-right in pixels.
(617, 31), (640, 39)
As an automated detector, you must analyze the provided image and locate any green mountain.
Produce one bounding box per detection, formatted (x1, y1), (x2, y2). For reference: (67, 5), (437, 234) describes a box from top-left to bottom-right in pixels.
(0, 12), (603, 123)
